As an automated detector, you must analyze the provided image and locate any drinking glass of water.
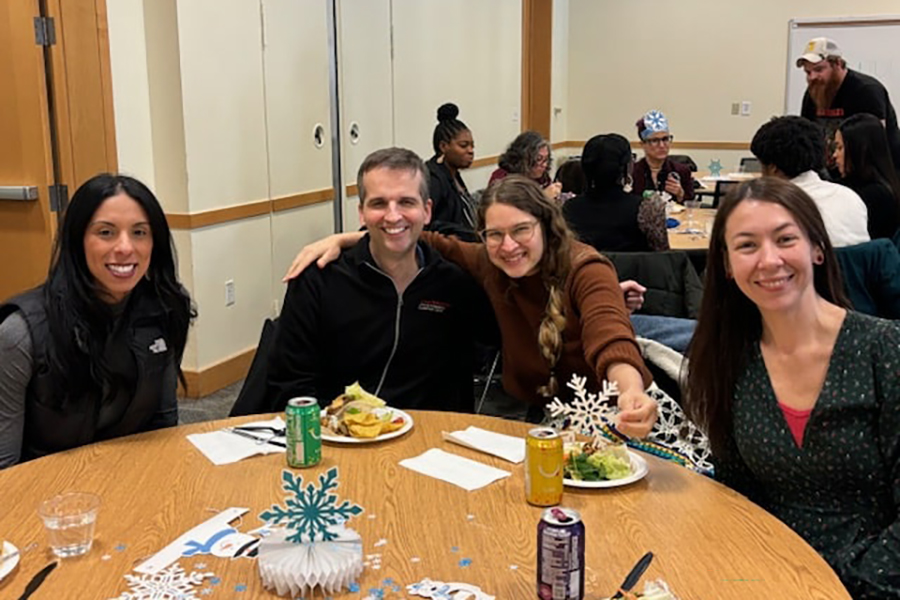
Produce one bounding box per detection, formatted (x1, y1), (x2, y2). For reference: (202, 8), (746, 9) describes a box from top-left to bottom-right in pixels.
(38, 492), (101, 557)
(684, 200), (701, 230)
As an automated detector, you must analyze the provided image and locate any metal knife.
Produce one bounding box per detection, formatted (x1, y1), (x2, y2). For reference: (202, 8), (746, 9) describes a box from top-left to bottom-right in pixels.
(17, 561), (57, 600)
(611, 551), (654, 599)
(224, 427), (287, 448)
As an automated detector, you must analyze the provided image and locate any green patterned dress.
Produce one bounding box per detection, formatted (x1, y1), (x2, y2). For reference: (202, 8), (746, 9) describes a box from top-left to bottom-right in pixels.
(715, 311), (900, 599)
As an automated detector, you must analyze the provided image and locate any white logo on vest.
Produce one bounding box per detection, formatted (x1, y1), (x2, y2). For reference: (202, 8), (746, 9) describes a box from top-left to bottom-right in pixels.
(149, 338), (168, 354)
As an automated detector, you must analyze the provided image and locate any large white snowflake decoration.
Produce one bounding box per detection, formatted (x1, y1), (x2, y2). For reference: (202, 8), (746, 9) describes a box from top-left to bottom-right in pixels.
(110, 563), (213, 599)
(259, 467), (363, 543)
(546, 376), (619, 440)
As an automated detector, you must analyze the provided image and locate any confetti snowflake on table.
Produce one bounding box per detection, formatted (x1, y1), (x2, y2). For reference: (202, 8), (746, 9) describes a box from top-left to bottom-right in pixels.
(110, 563), (214, 599)
(708, 159), (723, 177)
(407, 579), (495, 600)
(259, 467), (363, 543)
(547, 376), (619, 440)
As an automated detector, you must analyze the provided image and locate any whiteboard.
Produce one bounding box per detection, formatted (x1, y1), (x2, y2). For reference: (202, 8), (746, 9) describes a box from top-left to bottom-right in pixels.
(785, 16), (900, 115)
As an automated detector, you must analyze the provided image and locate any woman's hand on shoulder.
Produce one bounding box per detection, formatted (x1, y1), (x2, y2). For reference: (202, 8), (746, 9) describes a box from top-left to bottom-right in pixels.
(615, 388), (658, 439)
(283, 232), (365, 281)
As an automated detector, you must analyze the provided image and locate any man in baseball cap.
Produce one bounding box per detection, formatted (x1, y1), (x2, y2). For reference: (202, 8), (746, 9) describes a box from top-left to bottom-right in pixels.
(797, 37), (900, 173)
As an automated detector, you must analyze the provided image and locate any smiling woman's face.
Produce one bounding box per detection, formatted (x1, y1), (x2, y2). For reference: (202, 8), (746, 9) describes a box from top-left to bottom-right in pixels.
(83, 193), (153, 303)
(482, 202), (544, 278)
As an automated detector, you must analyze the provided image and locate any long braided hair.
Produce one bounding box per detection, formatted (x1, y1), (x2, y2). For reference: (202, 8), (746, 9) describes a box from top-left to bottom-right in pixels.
(477, 175), (574, 397)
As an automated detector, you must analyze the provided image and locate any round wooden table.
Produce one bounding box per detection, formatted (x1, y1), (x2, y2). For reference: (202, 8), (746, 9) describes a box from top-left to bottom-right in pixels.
(0, 411), (850, 599)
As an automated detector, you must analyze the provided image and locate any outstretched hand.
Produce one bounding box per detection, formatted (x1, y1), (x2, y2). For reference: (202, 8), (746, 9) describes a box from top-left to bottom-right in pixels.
(282, 232), (362, 281)
(615, 388), (658, 439)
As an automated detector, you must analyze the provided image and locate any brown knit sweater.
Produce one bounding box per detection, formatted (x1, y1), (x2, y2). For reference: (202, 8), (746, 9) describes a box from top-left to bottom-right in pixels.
(423, 234), (652, 405)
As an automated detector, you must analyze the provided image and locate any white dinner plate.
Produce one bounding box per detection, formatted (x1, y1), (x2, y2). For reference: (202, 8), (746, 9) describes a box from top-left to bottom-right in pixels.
(320, 408), (414, 444)
(563, 450), (648, 489)
(0, 540), (20, 582)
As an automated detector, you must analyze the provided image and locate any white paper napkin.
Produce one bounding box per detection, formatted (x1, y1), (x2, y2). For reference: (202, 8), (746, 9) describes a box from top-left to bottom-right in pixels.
(398, 448), (511, 491)
(187, 417), (286, 465)
(441, 426), (525, 463)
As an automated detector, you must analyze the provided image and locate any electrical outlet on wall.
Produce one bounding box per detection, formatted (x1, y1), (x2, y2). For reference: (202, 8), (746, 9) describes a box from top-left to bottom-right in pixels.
(731, 102), (740, 116)
(741, 101), (752, 116)
(225, 279), (235, 306)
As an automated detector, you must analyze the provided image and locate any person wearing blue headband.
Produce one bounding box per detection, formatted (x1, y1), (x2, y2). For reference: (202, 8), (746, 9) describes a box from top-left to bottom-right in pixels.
(632, 110), (694, 204)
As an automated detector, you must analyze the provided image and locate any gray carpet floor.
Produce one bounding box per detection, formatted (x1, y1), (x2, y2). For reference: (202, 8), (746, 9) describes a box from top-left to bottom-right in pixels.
(178, 380), (243, 425)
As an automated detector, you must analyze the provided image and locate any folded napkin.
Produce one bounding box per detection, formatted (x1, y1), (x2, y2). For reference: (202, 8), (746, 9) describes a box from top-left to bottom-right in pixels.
(187, 417), (286, 465)
(399, 448), (511, 491)
(442, 426), (525, 463)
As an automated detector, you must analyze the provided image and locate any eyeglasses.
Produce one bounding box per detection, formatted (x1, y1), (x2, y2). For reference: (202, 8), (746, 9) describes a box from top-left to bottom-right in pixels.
(644, 135), (674, 146)
(480, 220), (539, 248)
(534, 153), (551, 166)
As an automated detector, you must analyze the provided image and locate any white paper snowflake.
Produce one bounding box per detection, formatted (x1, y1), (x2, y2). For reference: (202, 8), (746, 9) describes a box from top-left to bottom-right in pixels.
(110, 563), (214, 599)
(546, 376), (619, 439)
(259, 467), (363, 543)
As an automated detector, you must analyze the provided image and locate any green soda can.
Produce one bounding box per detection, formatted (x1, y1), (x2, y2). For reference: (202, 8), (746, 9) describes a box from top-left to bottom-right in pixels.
(285, 397), (322, 468)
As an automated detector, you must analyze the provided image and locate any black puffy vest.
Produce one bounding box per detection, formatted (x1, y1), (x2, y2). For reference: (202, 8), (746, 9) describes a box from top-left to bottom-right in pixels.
(0, 286), (177, 462)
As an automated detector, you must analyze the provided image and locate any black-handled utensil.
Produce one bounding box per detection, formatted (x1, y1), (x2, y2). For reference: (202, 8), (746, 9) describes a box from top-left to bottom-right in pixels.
(17, 561), (57, 600)
(233, 425), (286, 436)
(224, 428), (287, 448)
(611, 551), (654, 599)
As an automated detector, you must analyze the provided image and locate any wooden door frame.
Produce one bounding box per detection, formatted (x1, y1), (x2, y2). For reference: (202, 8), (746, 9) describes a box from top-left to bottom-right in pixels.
(521, 0), (552, 138)
(45, 0), (118, 195)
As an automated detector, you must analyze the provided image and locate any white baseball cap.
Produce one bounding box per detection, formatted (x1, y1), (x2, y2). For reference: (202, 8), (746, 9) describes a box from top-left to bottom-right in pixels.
(796, 37), (842, 67)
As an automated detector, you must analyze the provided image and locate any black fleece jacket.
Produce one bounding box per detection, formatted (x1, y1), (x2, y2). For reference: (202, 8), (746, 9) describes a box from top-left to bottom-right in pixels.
(267, 236), (494, 412)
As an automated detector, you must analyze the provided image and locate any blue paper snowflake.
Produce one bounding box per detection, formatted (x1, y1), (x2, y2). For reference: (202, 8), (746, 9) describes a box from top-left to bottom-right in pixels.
(708, 159), (723, 177)
(259, 468), (363, 542)
(645, 110), (668, 132)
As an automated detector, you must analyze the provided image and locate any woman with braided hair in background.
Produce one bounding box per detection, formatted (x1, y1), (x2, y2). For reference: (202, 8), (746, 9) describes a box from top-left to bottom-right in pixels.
(284, 174), (657, 435)
(425, 103), (477, 239)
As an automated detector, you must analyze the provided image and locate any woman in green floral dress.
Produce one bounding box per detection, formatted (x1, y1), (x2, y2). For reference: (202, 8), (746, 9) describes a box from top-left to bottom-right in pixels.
(685, 177), (899, 599)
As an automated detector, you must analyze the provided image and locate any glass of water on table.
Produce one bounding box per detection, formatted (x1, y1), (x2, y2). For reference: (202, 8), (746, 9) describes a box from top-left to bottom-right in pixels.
(684, 200), (701, 231)
(38, 492), (101, 557)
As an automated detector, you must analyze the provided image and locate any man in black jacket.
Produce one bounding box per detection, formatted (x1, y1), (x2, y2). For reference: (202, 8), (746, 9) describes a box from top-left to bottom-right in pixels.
(267, 148), (492, 412)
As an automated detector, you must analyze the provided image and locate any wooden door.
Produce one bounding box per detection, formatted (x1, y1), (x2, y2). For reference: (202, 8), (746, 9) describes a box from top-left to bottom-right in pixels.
(0, 0), (56, 301)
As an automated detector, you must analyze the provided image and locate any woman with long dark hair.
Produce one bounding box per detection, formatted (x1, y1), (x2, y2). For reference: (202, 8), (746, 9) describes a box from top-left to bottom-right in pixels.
(834, 113), (900, 239)
(285, 175), (657, 435)
(426, 103), (477, 235)
(685, 177), (899, 599)
(0, 174), (195, 468)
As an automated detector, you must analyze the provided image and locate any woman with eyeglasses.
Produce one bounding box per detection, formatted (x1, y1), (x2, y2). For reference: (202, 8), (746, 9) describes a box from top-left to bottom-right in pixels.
(284, 175), (658, 436)
(632, 110), (695, 203)
(489, 131), (563, 201)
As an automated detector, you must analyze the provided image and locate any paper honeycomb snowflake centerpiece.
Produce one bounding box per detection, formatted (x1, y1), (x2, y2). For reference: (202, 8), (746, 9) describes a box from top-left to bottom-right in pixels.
(110, 563), (213, 599)
(259, 467), (363, 543)
(547, 376), (620, 440)
(708, 159), (723, 177)
(257, 467), (365, 597)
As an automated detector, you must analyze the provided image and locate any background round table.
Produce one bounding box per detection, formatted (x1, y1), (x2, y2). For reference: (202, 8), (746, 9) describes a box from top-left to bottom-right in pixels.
(0, 411), (850, 599)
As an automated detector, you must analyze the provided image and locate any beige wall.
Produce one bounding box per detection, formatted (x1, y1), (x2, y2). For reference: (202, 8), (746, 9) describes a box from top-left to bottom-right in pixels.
(108, 0), (523, 375)
(566, 1), (899, 171)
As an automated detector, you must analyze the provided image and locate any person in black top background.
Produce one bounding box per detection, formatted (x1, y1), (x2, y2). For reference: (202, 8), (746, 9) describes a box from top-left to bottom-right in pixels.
(834, 113), (900, 239)
(563, 134), (668, 252)
(425, 103), (478, 241)
(797, 37), (900, 175)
